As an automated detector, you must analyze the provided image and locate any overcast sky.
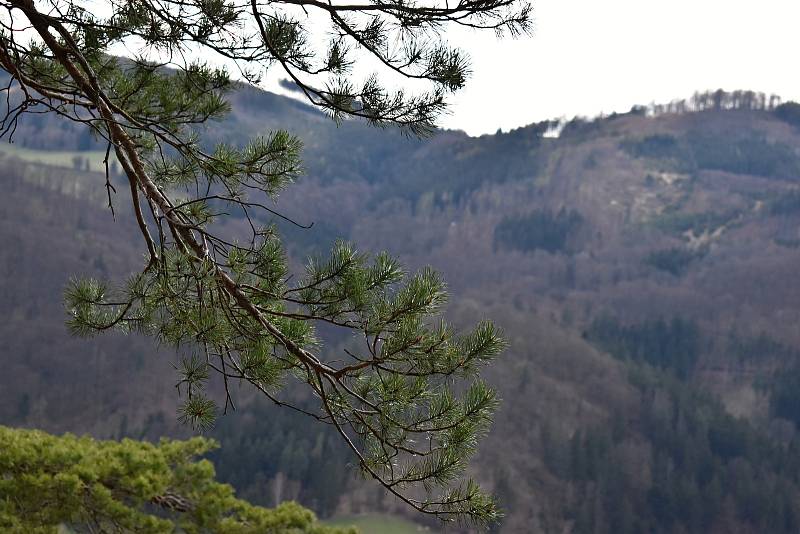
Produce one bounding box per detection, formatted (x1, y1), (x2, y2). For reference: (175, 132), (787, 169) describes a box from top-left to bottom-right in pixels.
(98, 0), (800, 137)
(426, 0), (800, 135)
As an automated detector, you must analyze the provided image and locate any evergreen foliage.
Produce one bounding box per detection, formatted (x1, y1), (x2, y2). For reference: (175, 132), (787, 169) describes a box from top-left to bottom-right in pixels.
(0, 425), (353, 534)
(651, 209), (739, 236)
(494, 208), (583, 254)
(774, 102), (800, 129)
(688, 130), (800, 179)
(770, 365), (800, 426)
(398, 126), (551, 203)
(727, 331), (800, 363)
(620, 134), (686, 161)
(0, 0), (532, 523)
(585, 316), (700, 378)
(546, 369), (800, 533)
(644, 247), (706, 277)
(622, 130), (800, 180)
(768, 189), (800, 216)
(210, 400), (352, 516)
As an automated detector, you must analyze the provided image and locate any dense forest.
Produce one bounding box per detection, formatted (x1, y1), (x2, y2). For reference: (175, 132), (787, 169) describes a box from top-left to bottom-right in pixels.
(3, 87), (800, 532)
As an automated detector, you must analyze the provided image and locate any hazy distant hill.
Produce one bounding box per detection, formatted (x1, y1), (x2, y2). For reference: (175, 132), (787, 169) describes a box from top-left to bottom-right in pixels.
(4, 85), (800, 533)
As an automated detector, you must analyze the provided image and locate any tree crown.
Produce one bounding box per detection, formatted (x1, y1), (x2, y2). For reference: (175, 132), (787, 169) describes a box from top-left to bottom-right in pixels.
(0, 425), (354, 533)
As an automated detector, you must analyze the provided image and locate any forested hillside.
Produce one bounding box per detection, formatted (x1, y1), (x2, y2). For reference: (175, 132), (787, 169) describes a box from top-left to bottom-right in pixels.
(3, 87), (800, 533)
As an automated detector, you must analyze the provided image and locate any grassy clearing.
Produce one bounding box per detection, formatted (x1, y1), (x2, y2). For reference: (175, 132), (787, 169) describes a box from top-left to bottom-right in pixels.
(0, 145), (119, 206)
(325, 514), (436, 534)
(0, 144), (111, 171)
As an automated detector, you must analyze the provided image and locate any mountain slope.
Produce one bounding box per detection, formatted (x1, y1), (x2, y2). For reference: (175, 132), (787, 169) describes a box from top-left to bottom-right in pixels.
(3, 87), (800, 532)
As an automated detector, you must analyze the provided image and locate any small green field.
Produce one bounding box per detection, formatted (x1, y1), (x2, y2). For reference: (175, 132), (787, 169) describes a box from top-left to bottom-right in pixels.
(325, 514), (436, 534)
(0, 144), (111, 171)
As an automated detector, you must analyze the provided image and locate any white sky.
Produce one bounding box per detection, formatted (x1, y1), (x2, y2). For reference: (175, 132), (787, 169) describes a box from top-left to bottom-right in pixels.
(43, 0), (800, 137)
(432, 0), (800, 135)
